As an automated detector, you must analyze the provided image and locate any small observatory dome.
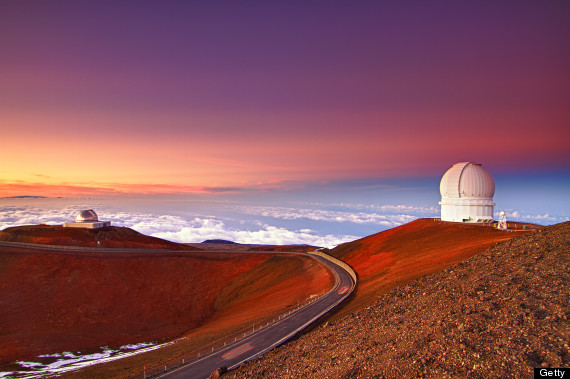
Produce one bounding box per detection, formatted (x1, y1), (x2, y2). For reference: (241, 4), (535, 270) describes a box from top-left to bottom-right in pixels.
(75, 209), (99, 223)
(439, 162), (495, 222)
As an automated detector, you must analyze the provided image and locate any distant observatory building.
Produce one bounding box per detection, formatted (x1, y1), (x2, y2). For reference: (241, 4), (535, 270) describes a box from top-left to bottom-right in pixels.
(63, 209), (111, 229)
(439, 162), (495, 223)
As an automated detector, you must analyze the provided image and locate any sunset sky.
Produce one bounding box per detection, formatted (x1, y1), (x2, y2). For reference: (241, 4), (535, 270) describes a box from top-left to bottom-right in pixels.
(1, 1), (569, 245)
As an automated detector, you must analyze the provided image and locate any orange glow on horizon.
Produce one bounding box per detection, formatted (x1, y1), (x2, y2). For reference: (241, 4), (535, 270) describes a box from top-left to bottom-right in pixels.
(0, 179), (299, 198)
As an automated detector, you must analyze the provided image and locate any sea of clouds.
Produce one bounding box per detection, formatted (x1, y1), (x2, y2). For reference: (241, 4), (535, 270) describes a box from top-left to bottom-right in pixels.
(0, 199), (363, 248)
(0, 197), (565, 249)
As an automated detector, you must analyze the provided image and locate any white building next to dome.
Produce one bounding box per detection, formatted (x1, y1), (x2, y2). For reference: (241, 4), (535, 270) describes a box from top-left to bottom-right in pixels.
(439, 162), (495, 223)
(63, 209), (111, 229)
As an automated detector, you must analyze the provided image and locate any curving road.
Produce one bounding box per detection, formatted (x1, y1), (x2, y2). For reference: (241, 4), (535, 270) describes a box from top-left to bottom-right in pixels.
(157, 252), (355, 379)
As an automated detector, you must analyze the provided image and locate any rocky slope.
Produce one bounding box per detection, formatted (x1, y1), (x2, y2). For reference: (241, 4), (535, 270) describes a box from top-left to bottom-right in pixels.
(325, 218), (535, 318)
(228, 221), (569, 378)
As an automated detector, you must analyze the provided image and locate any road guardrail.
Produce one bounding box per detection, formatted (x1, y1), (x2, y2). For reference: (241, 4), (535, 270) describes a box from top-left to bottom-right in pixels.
(309, 250), (357, 284)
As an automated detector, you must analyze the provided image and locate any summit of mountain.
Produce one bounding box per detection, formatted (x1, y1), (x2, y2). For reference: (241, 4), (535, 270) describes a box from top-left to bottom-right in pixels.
(327, 218), (537, 317)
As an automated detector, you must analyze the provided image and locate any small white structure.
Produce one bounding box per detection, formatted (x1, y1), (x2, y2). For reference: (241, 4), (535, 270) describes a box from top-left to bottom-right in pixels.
(497, 211), (508, 229)
(439, 162), (495, 223)
(63, 209), (111, 229)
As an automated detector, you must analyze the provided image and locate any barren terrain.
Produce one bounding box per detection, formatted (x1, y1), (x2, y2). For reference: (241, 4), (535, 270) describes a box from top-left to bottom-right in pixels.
(0, 227), (334, 378)
(0, 220), (544, 378)
(326, 218), (535, 317)
(230, 221), (568, 378)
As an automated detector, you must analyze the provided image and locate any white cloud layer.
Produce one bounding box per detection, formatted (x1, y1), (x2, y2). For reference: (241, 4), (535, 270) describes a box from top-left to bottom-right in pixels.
(111, 211), (358, 247)
(1, 199), (567, 250)
(0, 205), (358, 248)
(300, 202), (439, 214)
(0, 205), (81, 227)
(233, 205), (423, 227)
(498, 209), (566, 223)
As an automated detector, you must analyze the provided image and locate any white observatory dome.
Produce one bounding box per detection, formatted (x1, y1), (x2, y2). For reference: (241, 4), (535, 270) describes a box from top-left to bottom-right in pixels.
(75, 209), (99, 222)
(439, 162), (495, 223)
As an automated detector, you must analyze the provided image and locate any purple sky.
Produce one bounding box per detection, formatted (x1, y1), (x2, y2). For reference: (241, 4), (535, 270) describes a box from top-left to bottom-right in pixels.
(1, 1), (569, 197)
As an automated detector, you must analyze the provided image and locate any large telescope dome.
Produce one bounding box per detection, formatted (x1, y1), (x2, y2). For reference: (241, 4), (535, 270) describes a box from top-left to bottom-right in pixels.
(439, 162), (495, 222)
(75, 209), (99, 222)
(440, 162), (495, 199)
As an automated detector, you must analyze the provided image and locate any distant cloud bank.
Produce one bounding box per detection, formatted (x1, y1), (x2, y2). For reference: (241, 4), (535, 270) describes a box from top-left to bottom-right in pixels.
(0, 199), (566, 249)
(0, 204), (359, 248)
(110, 211), (359, 248)
(233, 205), (423, 227)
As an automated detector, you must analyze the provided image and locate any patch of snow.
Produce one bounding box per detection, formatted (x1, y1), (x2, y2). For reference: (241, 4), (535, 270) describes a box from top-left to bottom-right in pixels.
(4, 340), (177, 378)
(37, 353), (62, 358)
(61, 351), (80, 359)
(120, 342), (154, 350)
(13, 362), (42, 369)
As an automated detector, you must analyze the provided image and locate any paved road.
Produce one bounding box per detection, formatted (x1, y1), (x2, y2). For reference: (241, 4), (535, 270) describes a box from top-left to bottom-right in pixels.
(157, 253), (355, 379)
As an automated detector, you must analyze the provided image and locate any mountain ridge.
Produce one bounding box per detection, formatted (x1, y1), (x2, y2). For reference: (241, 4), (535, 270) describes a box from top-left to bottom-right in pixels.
(0, 225), (190, 250)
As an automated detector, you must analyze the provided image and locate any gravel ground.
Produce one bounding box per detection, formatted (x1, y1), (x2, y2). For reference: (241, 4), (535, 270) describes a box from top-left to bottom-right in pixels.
(227, 221), (570, 378)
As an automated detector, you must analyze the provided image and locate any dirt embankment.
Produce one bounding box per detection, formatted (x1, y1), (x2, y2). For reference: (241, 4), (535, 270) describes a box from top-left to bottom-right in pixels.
(0, 245), (333, 372)
(230, 221), (569, 378)
(326, 218), (528, 317)
(0, 247), (265, 365)
(61, 252), (334, 379)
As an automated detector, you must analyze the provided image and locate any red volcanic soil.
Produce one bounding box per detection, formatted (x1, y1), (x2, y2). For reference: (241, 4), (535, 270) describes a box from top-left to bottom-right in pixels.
(2, 219), (531, 377)
(328, 218), (532, 316)
(0, 247), (258, 365)
(0, 241), (334, 372)
(67, 251), (334, 379)
(0, 225), (190, 250)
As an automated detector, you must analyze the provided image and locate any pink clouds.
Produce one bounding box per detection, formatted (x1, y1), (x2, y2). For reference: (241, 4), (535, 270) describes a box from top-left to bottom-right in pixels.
(0, 179), (296, 198)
